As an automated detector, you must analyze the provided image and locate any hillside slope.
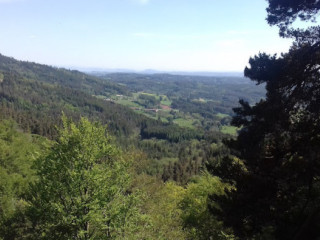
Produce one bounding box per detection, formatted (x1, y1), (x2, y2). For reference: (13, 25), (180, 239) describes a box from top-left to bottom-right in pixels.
(0, 54), (169, 138)
(0, 54), (129, 96)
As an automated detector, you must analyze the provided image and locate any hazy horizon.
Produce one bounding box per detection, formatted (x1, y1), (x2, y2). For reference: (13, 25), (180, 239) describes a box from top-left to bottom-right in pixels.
(0, 0), (293, 72)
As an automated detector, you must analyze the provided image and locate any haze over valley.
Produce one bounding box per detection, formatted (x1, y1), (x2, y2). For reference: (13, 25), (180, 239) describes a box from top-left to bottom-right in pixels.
(0, 0), (319, 239)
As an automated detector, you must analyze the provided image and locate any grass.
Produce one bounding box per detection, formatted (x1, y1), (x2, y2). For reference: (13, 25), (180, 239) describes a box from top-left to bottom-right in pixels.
(173, 118), (196, 129)
(139, 92), (157, 98)
(160, 99), (172, 106)
(160, 117), (169, 123)
(94, 95), (107, 99)
(116, 99), (141, 108)
(140, 92), (155, 96)
(221, 126), (239, 136)
(110, 93), (205, 130)
(134, 110), (158, 120)
(132, 92), (140, 98)
(192, 98), (207, 103)
(216, 113), (230, 119)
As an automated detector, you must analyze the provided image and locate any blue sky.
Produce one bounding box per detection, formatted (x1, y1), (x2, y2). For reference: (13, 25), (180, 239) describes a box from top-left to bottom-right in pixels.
(0, 0), (293, 71)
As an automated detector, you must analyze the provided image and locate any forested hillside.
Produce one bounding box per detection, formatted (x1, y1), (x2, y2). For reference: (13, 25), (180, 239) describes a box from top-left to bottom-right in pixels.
(0, 53), (265, 182)
(96, 72), (265, 116)
(0, 54), (129, 96)
(0, 53), (248, 239)
(1, 0), (320, 238)
(0, 116), (234, 239)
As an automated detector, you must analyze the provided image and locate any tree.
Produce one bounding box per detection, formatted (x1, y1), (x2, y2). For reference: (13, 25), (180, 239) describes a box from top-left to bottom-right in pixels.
(209, 1), (320, 239)
(23, 116), (139, 239)
(131, 174), (188, 240)
(180, 172), (233, 240)
(266, 0), (320, 43)
(0, 119), (49, 236)
(266, 0), (320, 38)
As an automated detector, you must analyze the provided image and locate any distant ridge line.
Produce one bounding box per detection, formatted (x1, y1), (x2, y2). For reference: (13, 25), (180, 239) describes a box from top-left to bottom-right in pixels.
(82, 68), (244, 77)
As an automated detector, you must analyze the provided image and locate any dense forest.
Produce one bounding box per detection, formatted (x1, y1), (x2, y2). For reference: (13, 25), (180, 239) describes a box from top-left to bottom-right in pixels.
(1, 0), (320, 239)
(0, 51), (262, 182)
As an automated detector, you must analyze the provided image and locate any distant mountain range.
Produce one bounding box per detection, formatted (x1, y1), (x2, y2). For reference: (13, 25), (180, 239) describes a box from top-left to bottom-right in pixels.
(74, 67), (244, 77)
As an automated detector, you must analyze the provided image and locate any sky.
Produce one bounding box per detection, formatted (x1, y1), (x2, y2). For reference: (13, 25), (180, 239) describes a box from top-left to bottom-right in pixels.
(0, 0), (293, 72)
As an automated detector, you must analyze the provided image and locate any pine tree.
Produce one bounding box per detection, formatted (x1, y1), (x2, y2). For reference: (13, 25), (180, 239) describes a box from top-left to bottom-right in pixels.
(209, 1), (320, 239)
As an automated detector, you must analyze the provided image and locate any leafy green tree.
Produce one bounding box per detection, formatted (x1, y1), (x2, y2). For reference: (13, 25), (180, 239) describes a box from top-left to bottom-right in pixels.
(0, 120), (48, 228)
(132, 174), (187, 240)
(23, 116), (139, 239)
(180, 172), (233, 240)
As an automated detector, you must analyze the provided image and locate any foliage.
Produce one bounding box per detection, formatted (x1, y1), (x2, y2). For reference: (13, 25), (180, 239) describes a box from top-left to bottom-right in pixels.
(0, 52), (264, 183)
(0, 54), (129, 97)
(98, 73), (265, 106)
(266, 0), (320, 36)
(133, 175), (187, 239)
(0, 69), (162, 139)
(180, 172), (233, 240)
(132, 172), (233, 240)
(2, 117), (141, 239)
(141, 123), (203, 143)
(0, 55), (226, 181)
(136, 93), (160, 108)
(209, 2), (320, 239)
(99, 73), (265, 133)
(0, 120), (49, 223)
(0, 52), (271, 239)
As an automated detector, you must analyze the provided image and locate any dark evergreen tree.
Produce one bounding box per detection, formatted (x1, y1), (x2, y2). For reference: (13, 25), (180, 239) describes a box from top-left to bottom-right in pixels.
(209, 1), (320, 239)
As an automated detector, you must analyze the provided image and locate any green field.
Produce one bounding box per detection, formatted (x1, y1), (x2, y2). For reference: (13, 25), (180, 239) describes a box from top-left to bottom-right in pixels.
(160, 99), (172, 106)
(116, 99), (141, 108)
(108, 92), (239, 136)
(216, 113), (230, 119)
(173, 118), (196, 129)
(221, 126), (239, 135)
